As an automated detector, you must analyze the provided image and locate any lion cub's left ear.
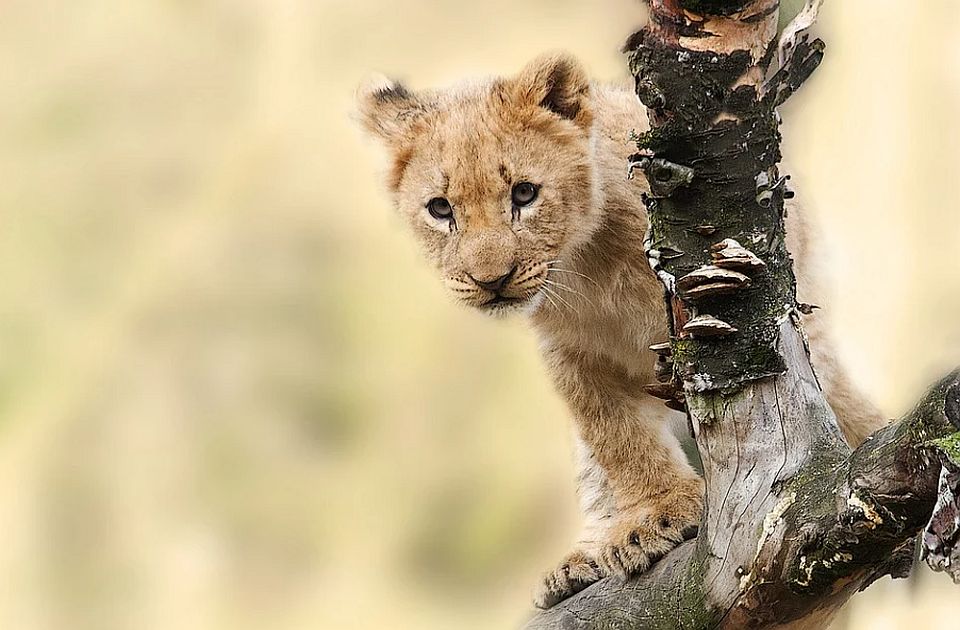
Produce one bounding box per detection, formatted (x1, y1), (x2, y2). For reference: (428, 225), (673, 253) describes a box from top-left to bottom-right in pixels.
(505, 53), (593, 131)
(355, 74), (429, 144)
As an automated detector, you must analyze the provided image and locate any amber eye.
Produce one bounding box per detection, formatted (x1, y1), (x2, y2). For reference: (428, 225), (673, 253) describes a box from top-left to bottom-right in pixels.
(426, 197), (453, 220)
(511, 182), (539, 207)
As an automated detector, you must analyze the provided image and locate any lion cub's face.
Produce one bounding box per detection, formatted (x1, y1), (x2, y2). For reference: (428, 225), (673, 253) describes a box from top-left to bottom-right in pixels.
(358, 54), (600, 315)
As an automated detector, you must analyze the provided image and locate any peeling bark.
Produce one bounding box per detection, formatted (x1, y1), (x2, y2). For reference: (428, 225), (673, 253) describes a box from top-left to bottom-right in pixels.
(922, 398), (960, 584)
(526, 1), (960, 627)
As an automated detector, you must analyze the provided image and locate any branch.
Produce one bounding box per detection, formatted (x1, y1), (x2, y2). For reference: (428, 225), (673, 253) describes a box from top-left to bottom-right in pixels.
(526, 367), (960, 629)
(527, 1), (960, 627)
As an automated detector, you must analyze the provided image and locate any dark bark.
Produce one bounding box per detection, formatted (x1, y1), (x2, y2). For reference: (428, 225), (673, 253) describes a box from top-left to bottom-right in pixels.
(631, 29), (793, 391)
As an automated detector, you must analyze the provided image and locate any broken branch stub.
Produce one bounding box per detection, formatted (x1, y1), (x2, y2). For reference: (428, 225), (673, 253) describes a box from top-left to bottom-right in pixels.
(922, 380), (960, 583)
(923, 461), (960, 583)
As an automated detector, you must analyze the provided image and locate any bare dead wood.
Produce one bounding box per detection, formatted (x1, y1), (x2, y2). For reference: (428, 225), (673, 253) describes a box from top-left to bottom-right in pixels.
(526, 1), (960, 628)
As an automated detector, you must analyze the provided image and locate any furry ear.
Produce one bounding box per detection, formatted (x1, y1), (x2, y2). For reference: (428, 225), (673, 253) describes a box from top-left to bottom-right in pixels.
(507, 53), (593, 130)
(355, 74), (427, 143)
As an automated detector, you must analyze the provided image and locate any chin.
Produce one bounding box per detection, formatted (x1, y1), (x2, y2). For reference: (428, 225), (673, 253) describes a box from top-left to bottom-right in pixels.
(476, 293), (542, 319)
(479, 300), (527, 319)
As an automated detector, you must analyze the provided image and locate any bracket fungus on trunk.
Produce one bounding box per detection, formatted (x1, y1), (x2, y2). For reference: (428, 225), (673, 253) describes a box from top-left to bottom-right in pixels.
(676, 266), (752, 301)
(681, 314), (739, 338)
(710, 238), (767, 273)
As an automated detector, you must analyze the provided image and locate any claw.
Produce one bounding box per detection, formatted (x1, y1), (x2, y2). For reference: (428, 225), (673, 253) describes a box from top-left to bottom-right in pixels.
(681, 524), (700, 541)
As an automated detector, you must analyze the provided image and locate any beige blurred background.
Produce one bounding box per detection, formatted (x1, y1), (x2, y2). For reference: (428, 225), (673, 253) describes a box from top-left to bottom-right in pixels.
(0, 1), (958, 629)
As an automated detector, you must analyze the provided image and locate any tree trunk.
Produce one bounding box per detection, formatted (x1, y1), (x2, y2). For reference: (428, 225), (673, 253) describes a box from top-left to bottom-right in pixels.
(526, 1), (960, 627)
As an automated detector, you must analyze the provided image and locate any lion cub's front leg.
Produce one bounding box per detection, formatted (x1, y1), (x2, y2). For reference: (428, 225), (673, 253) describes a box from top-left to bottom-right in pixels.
(534, 347), (704, 609)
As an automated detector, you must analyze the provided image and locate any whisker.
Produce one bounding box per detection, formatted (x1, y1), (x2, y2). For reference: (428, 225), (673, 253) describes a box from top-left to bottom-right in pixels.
(541, 287), (567, 318)
(544, 279), (596, 309)
(541, 289), (560, 313)
(546, 265), (602, 289)
(542, 285), (575, 313)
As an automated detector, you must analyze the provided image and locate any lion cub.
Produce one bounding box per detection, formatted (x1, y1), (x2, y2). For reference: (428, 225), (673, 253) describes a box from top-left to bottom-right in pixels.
(357, 53), (885, 608)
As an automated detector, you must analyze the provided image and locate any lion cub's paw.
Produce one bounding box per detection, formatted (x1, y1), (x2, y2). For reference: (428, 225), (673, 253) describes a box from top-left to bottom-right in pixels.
(598, 483), (704, 579)
(534, 481), (704, 609)
(534, 549), (604, 610)
(596, 517), (698, 578)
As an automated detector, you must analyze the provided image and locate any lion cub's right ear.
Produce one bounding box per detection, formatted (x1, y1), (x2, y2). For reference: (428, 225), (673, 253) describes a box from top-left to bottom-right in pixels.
(504, 53), (593, 131)
(355, 75), (428, 144)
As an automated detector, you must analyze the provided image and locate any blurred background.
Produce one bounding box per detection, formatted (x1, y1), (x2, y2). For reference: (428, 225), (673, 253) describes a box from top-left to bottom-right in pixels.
(0, 1), (958, 628)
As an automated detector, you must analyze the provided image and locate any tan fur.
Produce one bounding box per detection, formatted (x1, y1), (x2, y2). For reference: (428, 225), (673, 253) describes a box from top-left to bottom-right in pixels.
(357, 53), (887, 608)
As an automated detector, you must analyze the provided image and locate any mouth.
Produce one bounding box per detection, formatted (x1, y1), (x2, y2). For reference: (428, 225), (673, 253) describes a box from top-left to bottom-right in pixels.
(482, 294), (525, 308)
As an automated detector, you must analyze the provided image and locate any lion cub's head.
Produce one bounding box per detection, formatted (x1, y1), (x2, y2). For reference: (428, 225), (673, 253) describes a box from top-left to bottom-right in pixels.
(357, 54), (600, 315)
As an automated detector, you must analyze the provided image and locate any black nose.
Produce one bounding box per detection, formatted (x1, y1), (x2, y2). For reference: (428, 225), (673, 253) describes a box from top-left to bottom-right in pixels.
(470, 266), (517, 292)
